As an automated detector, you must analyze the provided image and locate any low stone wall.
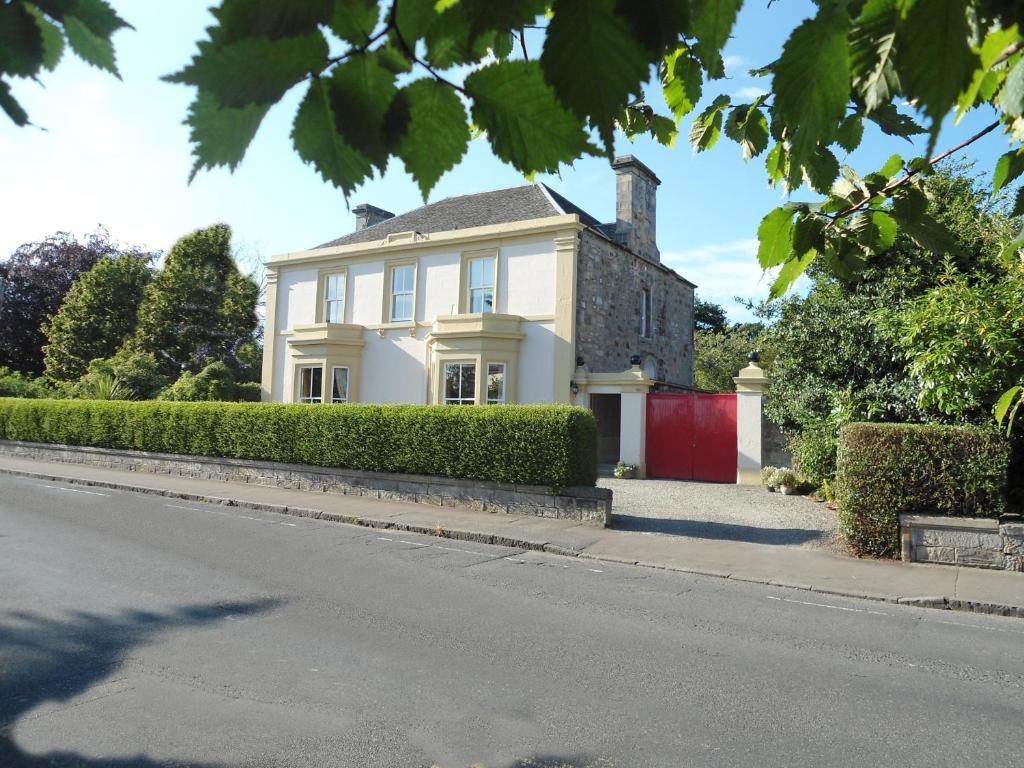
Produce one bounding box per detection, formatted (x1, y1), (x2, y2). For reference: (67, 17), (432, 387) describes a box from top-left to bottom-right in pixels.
(0, 441), (611, 525)
(900, 514), (1024, 571)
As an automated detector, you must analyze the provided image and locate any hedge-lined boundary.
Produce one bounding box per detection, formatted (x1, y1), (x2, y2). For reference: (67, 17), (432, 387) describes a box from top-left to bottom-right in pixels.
(0, 399), (598, 488)
(836, 423), (1010, 558)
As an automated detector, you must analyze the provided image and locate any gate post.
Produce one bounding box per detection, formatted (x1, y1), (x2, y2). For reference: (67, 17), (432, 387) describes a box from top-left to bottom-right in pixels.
(733, 354), (770, 485)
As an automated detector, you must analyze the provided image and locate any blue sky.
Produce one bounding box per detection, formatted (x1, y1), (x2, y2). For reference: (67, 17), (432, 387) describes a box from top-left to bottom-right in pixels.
(0, 0), (1011, 322)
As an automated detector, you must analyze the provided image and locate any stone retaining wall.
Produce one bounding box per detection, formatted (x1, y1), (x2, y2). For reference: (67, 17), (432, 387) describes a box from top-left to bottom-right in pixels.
(0, 441), (611, 525)
(900, 514), (1024, 571)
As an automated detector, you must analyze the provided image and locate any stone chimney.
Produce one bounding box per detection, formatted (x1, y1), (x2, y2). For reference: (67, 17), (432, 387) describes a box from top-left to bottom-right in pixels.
(353, 203), (394, 231)
(612, 155), (660, 262)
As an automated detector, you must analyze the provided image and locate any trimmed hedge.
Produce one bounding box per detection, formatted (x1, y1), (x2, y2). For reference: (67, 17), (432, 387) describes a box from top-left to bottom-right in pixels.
(836, 423), (1011, 557)
(0, 398), (598, 488)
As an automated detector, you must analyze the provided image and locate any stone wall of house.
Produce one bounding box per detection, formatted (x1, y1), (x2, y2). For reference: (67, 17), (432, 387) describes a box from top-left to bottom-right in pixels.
(575, 230), (694, 386)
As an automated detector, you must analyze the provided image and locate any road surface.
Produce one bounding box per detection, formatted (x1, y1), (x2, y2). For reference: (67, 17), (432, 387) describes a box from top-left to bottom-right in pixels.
(1, 474), (1022, 767)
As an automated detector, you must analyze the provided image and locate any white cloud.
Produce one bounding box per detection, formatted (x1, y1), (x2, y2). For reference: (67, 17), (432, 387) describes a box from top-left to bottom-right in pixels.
(722, 55), (745, 77)
(732, 86), (769, 101)
(663, 239), (809, 323)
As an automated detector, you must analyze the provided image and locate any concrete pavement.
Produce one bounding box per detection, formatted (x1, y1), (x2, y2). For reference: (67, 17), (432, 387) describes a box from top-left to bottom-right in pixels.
(2, 472), (1024, 767)
(0, 455), (1021, 618)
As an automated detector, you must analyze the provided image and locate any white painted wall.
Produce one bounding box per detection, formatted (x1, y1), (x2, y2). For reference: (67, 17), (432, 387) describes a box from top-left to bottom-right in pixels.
(504, 238), (556, 317)
(348, 261), (385, 326)
(419, 250), (461, 318)
(276, 267), (318, 332)
(620, 392), (647, 471)
(736, 391), (762, 485)
(517, 321), (556, 403)
(360, 328), (429, 403)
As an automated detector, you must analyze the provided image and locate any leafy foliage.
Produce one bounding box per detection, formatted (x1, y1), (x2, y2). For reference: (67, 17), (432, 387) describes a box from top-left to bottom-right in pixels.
(0, 399), (599, 488)
(70, 349), (169, 401)
(0, 367), (50, 399)
(836, 423), (1011, 557)
(0, 230), (135, 375)
(0, 0), (130, 125)
(694, 322), (769, 393)
(160, 361), (254, 402)
(42, 252), (154, 383)
(128, 224), (259, 377)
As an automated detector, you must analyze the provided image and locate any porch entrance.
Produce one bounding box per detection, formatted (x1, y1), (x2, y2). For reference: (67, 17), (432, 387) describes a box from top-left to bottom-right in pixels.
(590, 393), (621, 465)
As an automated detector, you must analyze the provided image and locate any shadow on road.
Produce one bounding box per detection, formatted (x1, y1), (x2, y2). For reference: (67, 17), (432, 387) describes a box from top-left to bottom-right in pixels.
(612, 514), (825, 545)
(0, 598), (280, 767)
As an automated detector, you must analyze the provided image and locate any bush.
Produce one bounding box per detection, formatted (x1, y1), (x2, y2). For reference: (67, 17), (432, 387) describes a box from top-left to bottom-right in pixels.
(789, 420), (840, 488)
(72, 350), (169, 400)
(0, 399), (598, 487)
(161, 361), (264, 402)
(836, 423), (1011, 557)
(0, 367), (51, 399)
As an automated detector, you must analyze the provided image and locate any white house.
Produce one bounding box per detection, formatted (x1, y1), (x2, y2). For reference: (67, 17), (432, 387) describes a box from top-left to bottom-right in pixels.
(261, 156), (696, 430)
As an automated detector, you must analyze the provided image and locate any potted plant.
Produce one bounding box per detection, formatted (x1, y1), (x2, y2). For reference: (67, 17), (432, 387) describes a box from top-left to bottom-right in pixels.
(761, 465), (779, 492)
(614, 462), (639, 479)
(772, 468), (799, 495)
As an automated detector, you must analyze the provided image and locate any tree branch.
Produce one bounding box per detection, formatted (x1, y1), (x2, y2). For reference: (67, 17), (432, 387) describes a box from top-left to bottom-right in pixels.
(827, 119), (1001, 225)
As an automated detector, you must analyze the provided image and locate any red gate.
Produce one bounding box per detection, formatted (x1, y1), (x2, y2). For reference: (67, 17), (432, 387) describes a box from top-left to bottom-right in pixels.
(646, 392), (737, 483)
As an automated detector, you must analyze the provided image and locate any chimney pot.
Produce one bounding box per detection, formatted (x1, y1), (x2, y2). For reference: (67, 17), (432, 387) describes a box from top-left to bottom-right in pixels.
(353, 203), (395, 231)
(612, 155), (660, 262)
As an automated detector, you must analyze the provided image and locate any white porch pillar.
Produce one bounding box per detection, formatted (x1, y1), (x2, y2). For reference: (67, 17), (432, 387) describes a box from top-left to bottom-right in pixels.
(620, 391), (648, 477)
(733, 356), (770, 485)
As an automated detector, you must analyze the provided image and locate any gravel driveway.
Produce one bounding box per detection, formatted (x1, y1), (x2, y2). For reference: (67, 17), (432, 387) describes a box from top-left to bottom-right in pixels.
(599, 476), (840, 551)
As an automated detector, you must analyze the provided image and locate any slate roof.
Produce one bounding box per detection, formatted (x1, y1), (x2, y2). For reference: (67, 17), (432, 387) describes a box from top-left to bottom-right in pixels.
(316, 184), (600, 249)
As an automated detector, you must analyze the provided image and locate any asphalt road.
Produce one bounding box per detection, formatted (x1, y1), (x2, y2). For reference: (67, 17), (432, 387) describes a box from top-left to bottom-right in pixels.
(1, 475), (1022, 768)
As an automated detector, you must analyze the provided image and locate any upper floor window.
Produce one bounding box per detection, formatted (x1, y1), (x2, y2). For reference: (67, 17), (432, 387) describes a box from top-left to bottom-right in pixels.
(390, 263), (415, 322)
(444, 362), (476, 405)
(323, 272), (346, 323)
(640, 287), (652, 337)
(467, 256), (495, 314)
(297, 366), (323, 403)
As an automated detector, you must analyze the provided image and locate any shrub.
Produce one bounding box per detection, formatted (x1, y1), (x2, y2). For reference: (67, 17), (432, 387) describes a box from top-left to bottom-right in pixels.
(72, 350), (169, 400)
(789, 420), (840, 488)
(836, 423), (1011, 557)
(162, 361), (236, 402)
(0, 399), (598, 487)
(0, 367), (51, 399)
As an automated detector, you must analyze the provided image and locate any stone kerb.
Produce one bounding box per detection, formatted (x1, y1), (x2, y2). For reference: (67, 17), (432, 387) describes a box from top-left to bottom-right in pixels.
(0, 440), (611, 526)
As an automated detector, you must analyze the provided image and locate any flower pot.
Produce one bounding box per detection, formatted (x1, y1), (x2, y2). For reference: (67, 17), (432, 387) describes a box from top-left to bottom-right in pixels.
(615, 468), (637, 479)
(766, 485), (776, 493)
(780, 485), (795, 495)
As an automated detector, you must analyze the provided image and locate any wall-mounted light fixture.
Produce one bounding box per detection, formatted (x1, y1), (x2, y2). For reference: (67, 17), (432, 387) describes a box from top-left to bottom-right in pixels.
(570, 382), (580, 396)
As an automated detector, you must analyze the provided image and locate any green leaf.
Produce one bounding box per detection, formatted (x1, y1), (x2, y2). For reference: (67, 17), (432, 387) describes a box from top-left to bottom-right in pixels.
(849, 0), (900, 112)
(689, 95), (729, 152)
(994, 385), (1023, 431)
(1012, 187), (1024, 217)
(26, 3), (64, 71)
(648, 114), (678, 146)
(0, 80), (29, 126)
(0, 1), (45, 77)
(330, 0), (380, 44)
(1000, 57), (1024, 119)
(167, 32), (328, 107)
(541, 0), (650, 154)
(615, 0), (690, 57)
(213, 0), (334, 42)
(390, 79), (470, 199)
(662, 46), (703, 122)
(326, 51), (398, 169)
(66, 0), (131, 38)
(770, 249), (815, 299)
(993, 150), (1024, 195)
(895, 0), (976, 126)
(765, 143), (788, 185)
(890, 185), (928, 225)
(63, 13), (118, 75)
(865, 103), (926, 139)
(292, 77), (373, 195)
(879, 153), (903, 178)
(835, 114), (863, 153)
(724, 103), (769, 159)
(184, 91), (271, 181)
(465, 60), (592, 175)
(901, 214), (957, 255)
(757, 207), (796, 269)
(691, 0), (743, 79)
(803, 146), (839, 194)
(957, 25), (1020, 122)
(772, 3), (851, 168)
(793, 214), (826, 256)
(870, 210), (897, 249)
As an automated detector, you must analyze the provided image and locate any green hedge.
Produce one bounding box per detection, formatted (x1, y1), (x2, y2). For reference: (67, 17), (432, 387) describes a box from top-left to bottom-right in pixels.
(836, 423), (1011, 557)
(0, 398), (598, 488)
